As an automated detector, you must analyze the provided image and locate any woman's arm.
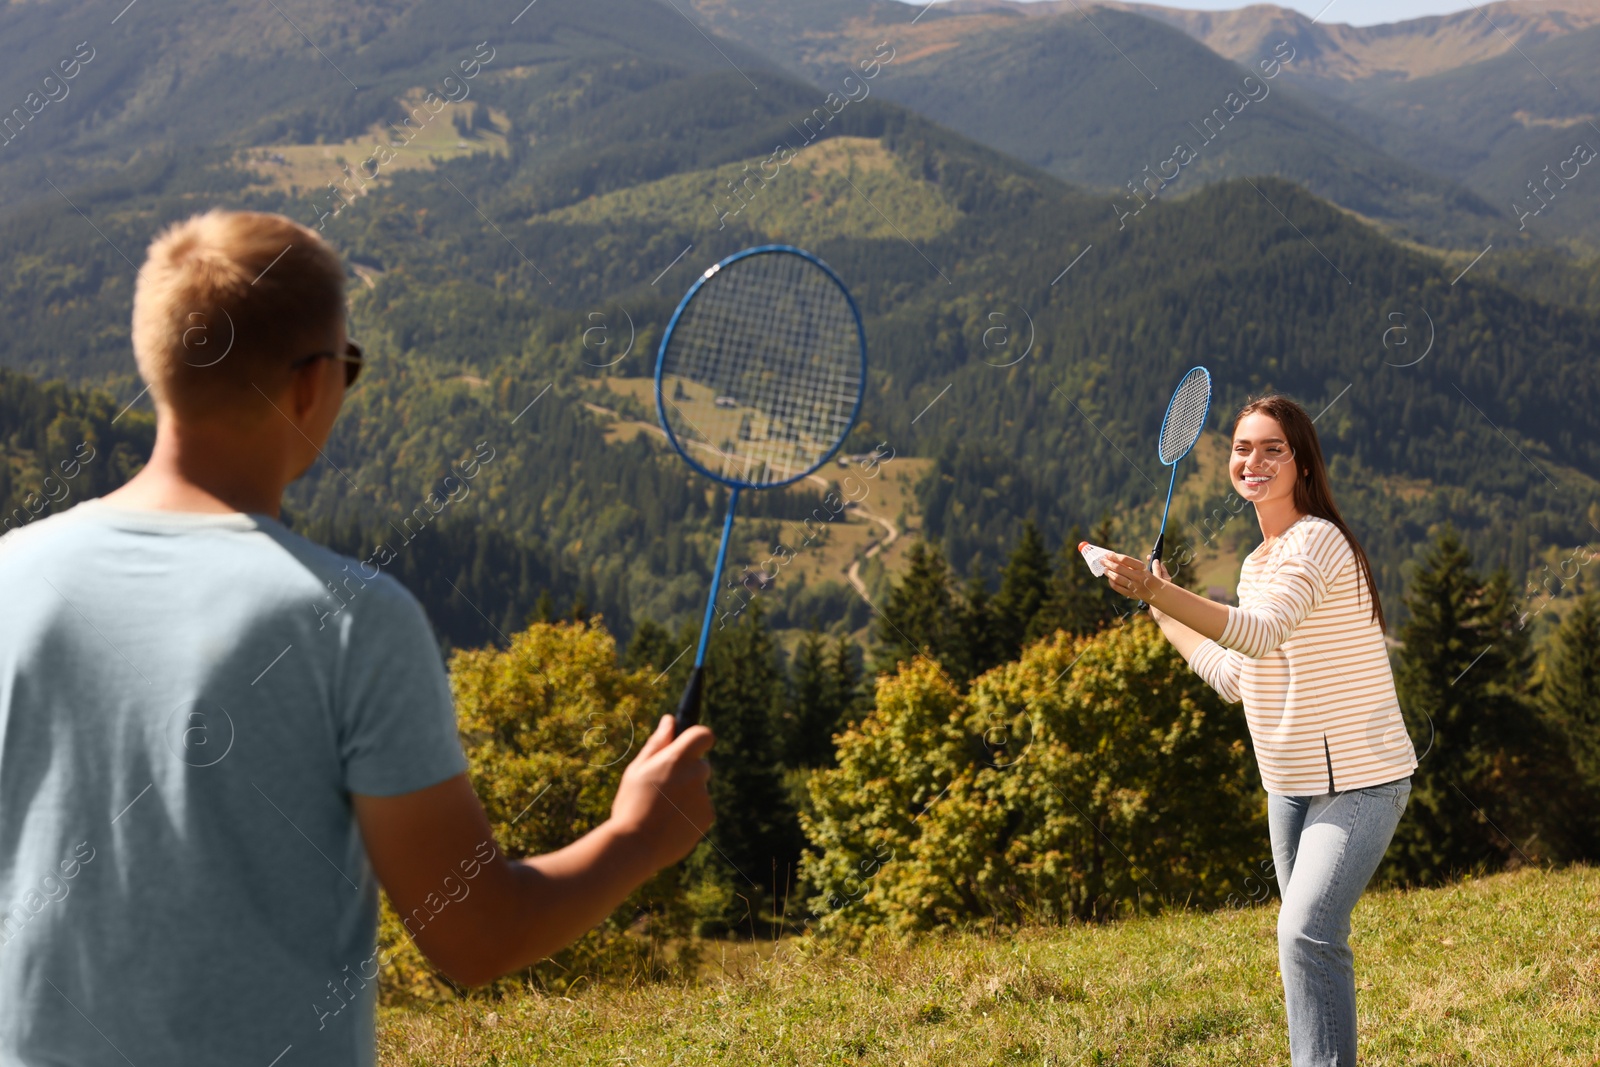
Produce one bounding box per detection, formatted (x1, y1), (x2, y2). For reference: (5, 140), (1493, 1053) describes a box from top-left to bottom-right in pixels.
(1154, 611), (1210, 660)
(1102, 553), (1230, 639)
(1144, 562), (1244, 703)
(1143, 561), (1213, 657)
(1103, 524), (1340, 658)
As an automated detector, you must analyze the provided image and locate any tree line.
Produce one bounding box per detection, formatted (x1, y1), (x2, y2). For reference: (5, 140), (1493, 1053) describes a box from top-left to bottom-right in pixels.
(604, 517), (1600, 939)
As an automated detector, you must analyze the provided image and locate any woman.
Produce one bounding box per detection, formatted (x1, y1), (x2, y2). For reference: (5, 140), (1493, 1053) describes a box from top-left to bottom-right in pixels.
(1101, 394), (1416, 1067)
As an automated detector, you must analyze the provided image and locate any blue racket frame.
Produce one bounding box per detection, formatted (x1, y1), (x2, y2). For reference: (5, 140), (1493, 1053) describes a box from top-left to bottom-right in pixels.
(1149, 366), (1212, 571)
(655, 245), (867, 727)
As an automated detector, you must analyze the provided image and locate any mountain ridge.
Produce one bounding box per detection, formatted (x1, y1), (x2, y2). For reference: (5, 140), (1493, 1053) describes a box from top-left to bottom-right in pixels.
(684, 0), (1513, 248)
(944, 0), (1600, 86)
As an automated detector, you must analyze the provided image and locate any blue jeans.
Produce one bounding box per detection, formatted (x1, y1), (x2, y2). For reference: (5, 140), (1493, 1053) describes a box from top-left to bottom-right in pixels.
(1268, 777), (1410, 1067)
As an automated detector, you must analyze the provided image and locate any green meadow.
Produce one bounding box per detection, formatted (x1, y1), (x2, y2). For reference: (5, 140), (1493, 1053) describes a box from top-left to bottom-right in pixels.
(378, 865), (1600, 1066)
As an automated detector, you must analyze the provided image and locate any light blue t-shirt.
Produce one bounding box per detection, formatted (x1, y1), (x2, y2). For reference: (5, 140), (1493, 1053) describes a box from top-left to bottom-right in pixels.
(0, 499), (468, 1067)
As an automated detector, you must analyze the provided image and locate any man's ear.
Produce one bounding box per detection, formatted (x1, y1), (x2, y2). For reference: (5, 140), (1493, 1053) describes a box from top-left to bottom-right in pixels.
(289, 361), (324, 422)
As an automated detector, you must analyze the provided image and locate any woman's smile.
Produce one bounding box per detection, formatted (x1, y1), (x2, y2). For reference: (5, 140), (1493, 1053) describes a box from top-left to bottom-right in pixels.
(1238, 468), (1278, 496)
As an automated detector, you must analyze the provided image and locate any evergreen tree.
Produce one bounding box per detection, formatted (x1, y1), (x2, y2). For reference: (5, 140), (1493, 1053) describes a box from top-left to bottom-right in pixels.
(624, 618), (696, 721)
(782, 629), (836, 768)
(531, 589), (555, 624)
(623, 619), (673, 674)
(1033, 520), (1122, 640)
(781, 630), (867, 767)
(873, 542), (959, 674)
(1542, 593), (1600, 786)
(993, 518), (1052, 658)
(953, 560), (1002, 684)
(830, 633), (867, 732)
(1385, 529), (1553, 883)
(699, 601), (802, 933)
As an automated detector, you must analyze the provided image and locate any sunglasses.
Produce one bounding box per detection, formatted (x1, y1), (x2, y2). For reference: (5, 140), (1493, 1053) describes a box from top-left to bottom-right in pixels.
(291, 340), (365, 388)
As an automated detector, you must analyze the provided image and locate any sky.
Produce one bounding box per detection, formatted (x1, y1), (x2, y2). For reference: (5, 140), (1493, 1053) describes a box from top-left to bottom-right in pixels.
(904, 0), (1488, 28)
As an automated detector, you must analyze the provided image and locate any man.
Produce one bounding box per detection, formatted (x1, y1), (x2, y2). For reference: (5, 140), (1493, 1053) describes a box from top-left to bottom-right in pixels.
(0, 209), (715, 1065)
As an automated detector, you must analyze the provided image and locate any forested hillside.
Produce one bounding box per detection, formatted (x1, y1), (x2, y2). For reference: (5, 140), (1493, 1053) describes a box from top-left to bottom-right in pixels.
(0, 368), (152, 536)
(2, 0), (1598, 647)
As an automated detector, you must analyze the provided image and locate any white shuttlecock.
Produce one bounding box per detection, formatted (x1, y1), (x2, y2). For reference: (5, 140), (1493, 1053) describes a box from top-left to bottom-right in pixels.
(1078, 541), (1113, 577)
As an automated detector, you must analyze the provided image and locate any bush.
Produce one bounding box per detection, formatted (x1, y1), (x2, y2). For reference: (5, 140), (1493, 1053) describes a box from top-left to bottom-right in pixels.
(376, 620), (698, 1004)
(800, 618), (1265, 935)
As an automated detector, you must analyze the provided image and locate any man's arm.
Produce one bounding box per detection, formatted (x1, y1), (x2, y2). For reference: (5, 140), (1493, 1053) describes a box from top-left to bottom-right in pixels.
(354, 715), (714, 986)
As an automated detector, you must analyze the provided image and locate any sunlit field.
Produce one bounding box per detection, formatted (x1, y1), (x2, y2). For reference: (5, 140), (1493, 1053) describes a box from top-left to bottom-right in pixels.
(379, 865), (1600, 1066)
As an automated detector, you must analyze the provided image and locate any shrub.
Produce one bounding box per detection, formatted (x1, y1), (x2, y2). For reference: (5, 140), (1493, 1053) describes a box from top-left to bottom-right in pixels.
(801, 618), (1265, 935)
(377, 619), (697, 1004)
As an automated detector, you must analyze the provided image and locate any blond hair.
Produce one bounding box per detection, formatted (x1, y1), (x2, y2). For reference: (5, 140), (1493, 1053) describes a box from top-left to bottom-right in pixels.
(132, 210), (345, 415)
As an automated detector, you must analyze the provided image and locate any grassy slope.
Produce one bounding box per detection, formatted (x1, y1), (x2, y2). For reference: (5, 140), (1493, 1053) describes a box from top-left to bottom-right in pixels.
(544, 136), (965, 246)
(377, 864), (1600, 1065)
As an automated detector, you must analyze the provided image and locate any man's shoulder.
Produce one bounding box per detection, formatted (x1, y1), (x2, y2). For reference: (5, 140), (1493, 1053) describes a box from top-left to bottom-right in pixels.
(242, 518), (428, 631)
(0, 500), (106, 563)
(0, 499), (422, 620)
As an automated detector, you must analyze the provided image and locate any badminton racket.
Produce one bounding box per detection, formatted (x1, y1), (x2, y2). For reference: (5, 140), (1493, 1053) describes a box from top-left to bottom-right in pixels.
(1149, 366), (1212, 573)
(656, 245), (866, 731)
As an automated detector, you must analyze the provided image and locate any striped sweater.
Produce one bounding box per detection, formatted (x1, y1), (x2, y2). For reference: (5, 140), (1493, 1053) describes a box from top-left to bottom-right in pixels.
(1187, 515), (1418, 795)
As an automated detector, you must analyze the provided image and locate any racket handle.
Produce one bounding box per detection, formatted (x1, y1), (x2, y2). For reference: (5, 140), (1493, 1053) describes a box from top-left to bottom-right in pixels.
(674, 665), (705, 734)
(1141, 533), (1167, 610)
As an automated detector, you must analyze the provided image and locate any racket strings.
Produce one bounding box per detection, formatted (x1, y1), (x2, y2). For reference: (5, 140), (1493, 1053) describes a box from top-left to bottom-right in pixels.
(1158, 368), (1211, 465)
(661, 253), (861, 487)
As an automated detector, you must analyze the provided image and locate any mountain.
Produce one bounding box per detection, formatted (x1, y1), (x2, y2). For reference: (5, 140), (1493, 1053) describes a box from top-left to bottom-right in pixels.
(2, 0), (1598, 644)
(1087, 0), (1600, 91)
(683, 0), (1509, 247)
(1340, 26), (1600, 250)
(1072, 0), (1600, 250)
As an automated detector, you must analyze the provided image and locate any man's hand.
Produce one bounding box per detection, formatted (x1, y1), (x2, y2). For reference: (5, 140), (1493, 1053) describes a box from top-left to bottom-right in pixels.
(609, 716), (715, 869)
(354, 715), (716, 986)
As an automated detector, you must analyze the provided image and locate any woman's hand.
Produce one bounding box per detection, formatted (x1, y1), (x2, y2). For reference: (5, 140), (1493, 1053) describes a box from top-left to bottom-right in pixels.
(1148, 560), (1172, 621)
(1104, 554), (1232, 642)
(1101, 551), (1167, 612)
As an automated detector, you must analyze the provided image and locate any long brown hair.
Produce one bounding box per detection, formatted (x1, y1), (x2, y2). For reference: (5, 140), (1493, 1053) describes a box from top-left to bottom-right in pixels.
(1235, 395), (1386, 632)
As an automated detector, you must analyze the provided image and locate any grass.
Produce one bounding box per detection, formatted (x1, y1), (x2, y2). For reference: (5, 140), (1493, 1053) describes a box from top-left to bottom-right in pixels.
(377, 865), (1600, 1065)
(237, 96), (509, 194)
(544, 137), (964, 248)
(583, 376), (934, 597)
